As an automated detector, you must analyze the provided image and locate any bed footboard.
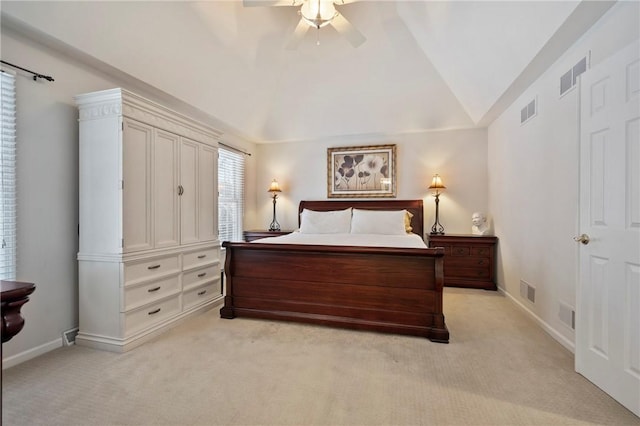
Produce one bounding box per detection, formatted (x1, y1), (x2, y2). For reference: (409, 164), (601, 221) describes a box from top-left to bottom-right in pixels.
(220, 242), (448, 343)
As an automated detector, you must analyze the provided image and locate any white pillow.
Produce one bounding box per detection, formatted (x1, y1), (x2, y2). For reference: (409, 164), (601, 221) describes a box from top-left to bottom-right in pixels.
(350, 209), (408, 235)
(299, 208), (352, 234)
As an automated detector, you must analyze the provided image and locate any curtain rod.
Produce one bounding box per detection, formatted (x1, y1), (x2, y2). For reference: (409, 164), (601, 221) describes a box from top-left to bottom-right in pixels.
(0, 60), (55, 82)
(220, 142), (251, 156)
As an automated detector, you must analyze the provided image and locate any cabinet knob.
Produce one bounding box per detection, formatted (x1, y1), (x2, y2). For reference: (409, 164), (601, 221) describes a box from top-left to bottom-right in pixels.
(177, 185), (184, 196)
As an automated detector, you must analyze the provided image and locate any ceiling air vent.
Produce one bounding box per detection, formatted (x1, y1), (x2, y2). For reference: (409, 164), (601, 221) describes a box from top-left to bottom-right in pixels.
(520, 97), (537, 124)
(560, 54), (589, 96)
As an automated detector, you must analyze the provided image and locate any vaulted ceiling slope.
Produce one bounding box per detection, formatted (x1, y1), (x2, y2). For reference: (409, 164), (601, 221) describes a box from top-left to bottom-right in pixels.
(1, 1), (615, 143)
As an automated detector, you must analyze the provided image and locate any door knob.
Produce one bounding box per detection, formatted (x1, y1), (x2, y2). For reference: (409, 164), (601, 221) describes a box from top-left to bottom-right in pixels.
(573, 234), (590, 245)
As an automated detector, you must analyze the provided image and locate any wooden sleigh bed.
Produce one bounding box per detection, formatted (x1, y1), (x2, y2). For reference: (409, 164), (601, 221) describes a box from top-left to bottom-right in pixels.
(220, 200), (449, 343)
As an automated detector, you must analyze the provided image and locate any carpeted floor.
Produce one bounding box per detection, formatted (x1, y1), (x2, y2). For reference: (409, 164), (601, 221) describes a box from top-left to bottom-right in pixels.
(2, 288), (638, 425)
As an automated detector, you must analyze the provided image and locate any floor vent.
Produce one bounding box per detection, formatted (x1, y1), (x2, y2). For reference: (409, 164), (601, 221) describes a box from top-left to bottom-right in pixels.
(560, 54), (589, 96)
(520, 280), (536, 303)
(62, 328), (79, 346)
(559, 302), (575, 329)
(520, 97), (537, 124)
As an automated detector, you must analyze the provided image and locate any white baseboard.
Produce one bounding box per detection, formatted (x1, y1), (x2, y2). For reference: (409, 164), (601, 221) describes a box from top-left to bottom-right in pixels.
(498, 286), (575, 354)
(2, 338), (63, 370)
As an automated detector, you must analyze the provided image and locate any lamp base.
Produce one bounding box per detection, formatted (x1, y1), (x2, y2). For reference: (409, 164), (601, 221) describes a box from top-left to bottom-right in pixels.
(269, 223), (281, 232)
(430, 193), (445, 236)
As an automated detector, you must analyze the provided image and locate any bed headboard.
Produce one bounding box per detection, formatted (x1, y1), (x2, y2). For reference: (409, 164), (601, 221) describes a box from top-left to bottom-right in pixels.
(298, 200), (424, 238)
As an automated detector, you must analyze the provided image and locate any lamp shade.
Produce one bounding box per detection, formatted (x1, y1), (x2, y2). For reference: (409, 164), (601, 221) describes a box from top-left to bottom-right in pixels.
(428, 174), (446, 194)
(268, 179), (282, 193)
(301, 0), (337, 28)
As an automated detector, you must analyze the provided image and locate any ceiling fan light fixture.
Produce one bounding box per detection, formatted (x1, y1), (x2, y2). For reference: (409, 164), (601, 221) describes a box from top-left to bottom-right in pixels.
(300, 0), (338, 28)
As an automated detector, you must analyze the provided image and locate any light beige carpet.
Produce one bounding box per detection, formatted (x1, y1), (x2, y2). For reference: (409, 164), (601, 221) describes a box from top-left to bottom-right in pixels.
(2, 288), (638, 426)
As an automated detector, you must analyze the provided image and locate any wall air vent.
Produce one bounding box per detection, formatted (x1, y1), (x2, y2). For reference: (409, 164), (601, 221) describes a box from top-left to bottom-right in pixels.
(63, 328), (79, 346)
(560, 54), (590, 96)
(520, 280), (536, 303)
(559, 302), (575, 330)
(520, 97), (537, 124)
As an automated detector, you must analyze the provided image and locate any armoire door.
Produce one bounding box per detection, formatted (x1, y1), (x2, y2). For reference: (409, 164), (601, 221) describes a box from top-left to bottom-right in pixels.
(180, 138), (199, 244)
(153, 129), (180, 248)
(198, 145), (218, 242)
(122, 118), (153, 252)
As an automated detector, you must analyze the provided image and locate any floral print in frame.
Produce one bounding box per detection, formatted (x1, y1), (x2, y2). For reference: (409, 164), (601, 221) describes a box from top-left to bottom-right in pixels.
(327, 144), (396, 198)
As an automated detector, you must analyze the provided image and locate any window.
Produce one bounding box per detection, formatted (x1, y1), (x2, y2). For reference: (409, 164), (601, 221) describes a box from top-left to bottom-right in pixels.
(218, 146), (244, 243)
(0, 70), (16, 280)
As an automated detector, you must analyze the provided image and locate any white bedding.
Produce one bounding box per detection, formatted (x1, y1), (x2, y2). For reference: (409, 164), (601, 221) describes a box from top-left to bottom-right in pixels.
(251, 230), (428, 249)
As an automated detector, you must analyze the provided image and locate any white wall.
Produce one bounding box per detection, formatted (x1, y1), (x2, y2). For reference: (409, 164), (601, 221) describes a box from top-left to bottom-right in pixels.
(487, 2), (640, 350)
(252, 128), (488, 236)
(1, 27), (256, 365)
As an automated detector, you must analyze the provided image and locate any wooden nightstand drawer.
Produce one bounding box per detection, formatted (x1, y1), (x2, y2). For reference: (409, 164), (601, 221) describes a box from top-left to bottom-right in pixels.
(471, 247), (492, 256)
(428, 234), (498, 290)
(446, 256), (490, 268)
(450, 246), (470, 256)
(444, 265), (491, 279)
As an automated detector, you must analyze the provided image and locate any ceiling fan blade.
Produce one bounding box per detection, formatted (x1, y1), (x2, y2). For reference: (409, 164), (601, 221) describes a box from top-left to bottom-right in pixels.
(285, 18), (310, 50)
(243, 0), (300, 6)
(330, 13), (366, 47)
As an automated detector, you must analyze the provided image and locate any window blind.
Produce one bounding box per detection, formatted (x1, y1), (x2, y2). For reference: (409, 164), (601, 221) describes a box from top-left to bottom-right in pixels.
(218, 147), (245, 243)
(0, 70), (16, 280)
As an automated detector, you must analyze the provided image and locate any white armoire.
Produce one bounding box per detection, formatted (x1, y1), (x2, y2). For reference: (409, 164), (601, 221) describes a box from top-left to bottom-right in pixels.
(75, 88), (222, 352)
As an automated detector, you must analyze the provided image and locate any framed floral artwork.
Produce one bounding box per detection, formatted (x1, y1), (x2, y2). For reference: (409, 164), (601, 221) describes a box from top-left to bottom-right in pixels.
(327, 144), (396, 198)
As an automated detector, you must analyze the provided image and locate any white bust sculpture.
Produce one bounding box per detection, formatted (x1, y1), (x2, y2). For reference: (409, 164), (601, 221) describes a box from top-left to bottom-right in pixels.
(471, 212), (490, 235)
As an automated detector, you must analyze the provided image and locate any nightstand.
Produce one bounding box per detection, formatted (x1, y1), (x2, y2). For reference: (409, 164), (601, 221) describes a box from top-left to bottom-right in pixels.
(428, 234), (498, 290)
(243, 230), (292, 242)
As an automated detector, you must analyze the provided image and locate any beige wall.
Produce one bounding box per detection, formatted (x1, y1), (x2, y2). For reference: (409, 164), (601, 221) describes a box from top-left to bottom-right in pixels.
(488, 2), (639, 350)
(251, 128), (488, 237)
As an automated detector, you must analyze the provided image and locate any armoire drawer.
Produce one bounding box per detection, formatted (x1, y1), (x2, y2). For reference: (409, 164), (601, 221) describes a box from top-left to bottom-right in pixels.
(124, 295), (181, 336)
(183, 281), (221, 311)
(183, 265), (219, 291)
(123, 274), (181, 312)
(124, 254), (180, 286)
(183, 247), (219, 271)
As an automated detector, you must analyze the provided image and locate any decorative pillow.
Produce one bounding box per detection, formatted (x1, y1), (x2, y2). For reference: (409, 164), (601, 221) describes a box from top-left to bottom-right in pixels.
(299, 208), (352, 234)
(350, 209), (408, 235)
(404, 211), (414, 233)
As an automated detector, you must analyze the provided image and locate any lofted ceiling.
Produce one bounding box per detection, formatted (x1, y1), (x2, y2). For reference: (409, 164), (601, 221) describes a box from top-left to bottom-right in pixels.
(1, 1), (615, 143)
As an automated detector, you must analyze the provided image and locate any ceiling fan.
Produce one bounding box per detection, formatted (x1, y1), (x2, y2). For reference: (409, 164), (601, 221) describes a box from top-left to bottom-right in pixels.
(243, 0), (366, 49)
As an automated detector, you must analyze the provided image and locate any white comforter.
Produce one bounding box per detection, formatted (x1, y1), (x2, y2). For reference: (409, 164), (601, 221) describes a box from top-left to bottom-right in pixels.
(251, 231), (428, 249)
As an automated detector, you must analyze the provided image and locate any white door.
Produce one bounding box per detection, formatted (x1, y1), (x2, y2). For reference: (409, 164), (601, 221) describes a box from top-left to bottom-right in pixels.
(576, 40), (640, 417)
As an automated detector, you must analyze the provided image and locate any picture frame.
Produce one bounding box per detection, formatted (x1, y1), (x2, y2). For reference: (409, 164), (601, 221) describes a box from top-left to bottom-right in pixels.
(327, 144), (396, 198)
